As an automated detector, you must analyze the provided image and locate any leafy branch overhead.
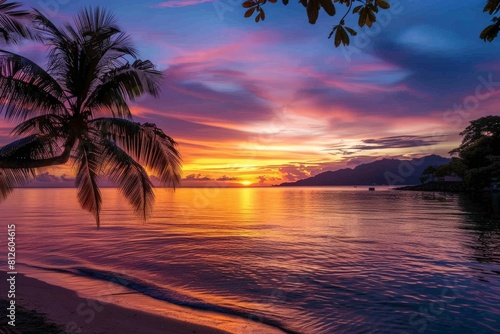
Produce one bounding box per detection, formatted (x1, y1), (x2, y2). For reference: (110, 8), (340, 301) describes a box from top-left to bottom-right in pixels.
(481, 0), (500, 42)
(242, 0), (391, 47)
(243, 0), (500, 47)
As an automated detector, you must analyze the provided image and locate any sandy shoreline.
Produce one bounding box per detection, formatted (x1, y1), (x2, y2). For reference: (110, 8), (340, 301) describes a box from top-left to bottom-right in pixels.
(0, 269), (284, 334)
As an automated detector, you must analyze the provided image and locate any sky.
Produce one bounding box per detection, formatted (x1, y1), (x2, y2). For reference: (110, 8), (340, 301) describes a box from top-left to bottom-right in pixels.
(1, 0), (500, 187)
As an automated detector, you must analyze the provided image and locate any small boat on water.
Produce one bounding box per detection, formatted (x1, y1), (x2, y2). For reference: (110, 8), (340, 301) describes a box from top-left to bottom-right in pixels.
(369, 187), (375, 191)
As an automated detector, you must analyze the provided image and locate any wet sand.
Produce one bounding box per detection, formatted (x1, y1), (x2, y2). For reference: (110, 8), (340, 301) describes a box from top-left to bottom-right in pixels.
(0, 270), (282, 334)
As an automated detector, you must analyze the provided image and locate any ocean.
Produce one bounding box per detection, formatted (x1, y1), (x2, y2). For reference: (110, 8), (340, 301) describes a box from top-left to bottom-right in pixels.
(1, 187), (499, 333)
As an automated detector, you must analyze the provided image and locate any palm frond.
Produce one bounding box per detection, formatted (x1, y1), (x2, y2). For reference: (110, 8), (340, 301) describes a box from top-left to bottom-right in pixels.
(72, 7), (137, 58)
(0, 167), (35, 202)
(75, 7), (120, 38)
(0, 1), (40, 44)
(32, 9), (69, 46)
(32, 9), (74, 88)
(73, 140), (102, 228)
(0, 51), (67, 120)
(101, 138), (155, 220)
(34, 7), (140, 110)
(91, 118), (182, 187)
(12, 114), (65, 136)
(84, 61), (162, 118)
(129, 59), (163, 98)
(97, 30), (137, 61)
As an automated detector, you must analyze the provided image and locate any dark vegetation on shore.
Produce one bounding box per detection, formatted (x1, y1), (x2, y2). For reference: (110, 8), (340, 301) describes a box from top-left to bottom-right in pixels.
(0, 299), (64, 334)
(415, 116), (500, 192)
(396, 181), (467, 192)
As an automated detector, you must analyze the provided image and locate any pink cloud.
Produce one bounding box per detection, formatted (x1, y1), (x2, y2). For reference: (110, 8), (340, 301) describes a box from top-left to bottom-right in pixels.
(152, 0), (214, 8)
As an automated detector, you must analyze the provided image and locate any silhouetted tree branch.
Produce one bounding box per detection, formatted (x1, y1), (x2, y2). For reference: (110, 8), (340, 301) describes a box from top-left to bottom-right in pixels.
(242, 0), (500, 46)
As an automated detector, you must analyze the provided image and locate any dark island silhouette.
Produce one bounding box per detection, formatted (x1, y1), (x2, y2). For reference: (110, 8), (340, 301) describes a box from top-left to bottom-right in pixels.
(279, 155), (450, 187)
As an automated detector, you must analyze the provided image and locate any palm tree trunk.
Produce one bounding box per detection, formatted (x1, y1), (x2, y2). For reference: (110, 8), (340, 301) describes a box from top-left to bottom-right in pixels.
(0, 139), (74, 169)
(0, 153), (71, 168)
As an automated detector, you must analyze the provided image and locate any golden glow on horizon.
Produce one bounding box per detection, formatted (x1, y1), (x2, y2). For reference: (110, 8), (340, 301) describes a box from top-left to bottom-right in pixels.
(240, 180), (252, 186)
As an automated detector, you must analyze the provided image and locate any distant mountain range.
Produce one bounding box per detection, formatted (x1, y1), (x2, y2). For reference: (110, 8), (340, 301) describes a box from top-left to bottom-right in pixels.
(279, 155), (450, 186)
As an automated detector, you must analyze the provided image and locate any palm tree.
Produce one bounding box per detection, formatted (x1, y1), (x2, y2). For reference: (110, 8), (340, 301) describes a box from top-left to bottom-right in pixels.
(0, 0), (38, 44)
(0, 7), (182, 227)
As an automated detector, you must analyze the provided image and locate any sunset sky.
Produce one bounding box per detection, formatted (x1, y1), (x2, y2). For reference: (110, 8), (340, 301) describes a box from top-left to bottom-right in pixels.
(1, 0), (500, 187)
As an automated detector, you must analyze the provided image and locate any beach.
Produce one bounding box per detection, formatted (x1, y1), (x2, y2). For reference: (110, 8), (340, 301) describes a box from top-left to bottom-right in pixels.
(0, 270), (228, 333)
(0, 269), (283, 334)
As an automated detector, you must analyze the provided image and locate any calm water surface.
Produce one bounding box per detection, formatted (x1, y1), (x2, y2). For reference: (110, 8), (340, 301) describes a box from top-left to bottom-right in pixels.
(1, 187), (500, 333)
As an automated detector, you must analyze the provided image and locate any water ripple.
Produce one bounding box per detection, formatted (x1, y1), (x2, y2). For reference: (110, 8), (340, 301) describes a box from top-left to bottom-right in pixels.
(2, 188), (500, 333)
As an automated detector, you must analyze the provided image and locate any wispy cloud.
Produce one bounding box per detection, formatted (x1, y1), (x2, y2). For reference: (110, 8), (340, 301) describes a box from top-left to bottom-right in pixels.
(353, 135), (445, 150)
(325, 135), (446, 156)
(152, 0), (213, 8)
